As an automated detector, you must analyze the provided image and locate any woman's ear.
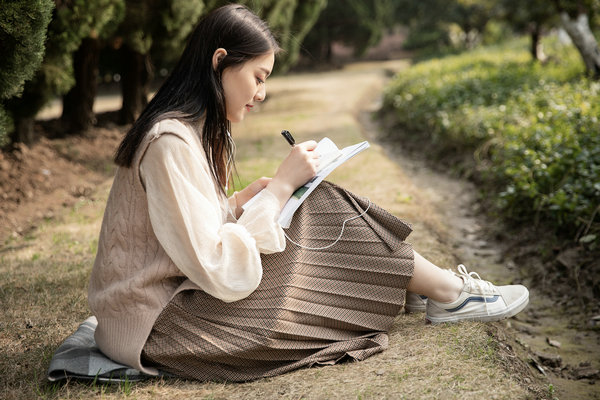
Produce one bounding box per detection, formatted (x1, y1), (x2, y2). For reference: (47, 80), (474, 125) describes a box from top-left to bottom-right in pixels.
(212, 48), (228, 70)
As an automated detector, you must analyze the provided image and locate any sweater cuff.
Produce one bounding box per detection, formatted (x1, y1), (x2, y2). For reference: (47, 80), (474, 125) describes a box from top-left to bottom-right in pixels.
(237, 189), (285, 253)
(227, 192), (241, 221)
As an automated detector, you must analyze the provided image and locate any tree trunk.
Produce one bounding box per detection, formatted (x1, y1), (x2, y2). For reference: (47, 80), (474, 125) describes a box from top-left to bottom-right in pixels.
(9, 117), (34, 145)
(325, 40), (333, 63)
(119, 45), (152, 124)
(530, 24), (546, 62)
(560, 12), (600, 78)
(61, 37), (101, 133)
(531, 29), (540, 60)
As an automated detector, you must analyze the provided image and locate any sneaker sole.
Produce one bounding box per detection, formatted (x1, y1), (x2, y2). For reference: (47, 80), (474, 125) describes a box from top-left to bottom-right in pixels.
(425, 291), (529, 324)
(404, 304), (427, 313)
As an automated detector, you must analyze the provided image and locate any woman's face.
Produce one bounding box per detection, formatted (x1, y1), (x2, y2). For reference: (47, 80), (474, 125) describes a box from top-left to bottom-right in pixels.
(221, 51), (275, 123)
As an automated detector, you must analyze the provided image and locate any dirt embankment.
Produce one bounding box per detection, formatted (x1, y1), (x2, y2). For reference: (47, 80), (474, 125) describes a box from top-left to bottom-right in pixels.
(0, 122), (124, 244)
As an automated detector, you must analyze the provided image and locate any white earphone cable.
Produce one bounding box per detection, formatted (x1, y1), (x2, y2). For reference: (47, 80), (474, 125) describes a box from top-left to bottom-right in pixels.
(225, 130), (236, 191)
(283, 198), (371, 250)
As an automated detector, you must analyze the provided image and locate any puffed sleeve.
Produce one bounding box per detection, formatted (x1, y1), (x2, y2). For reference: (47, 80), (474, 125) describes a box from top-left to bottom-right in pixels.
(140, 133), (285, 302)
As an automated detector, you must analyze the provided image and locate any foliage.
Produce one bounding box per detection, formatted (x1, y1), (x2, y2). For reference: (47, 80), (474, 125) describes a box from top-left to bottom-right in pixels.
(0, 0), (54, 145)
(0, 0), (54, 101)
(32, 0), (124, 102)
(111, 0), (322, 122)
(120, 0), (204, 58)
(302, 0), (397, 62)
(396, 0), (501, 52)
(5, 0), (124, 143)
(556, 0), (599, 20)
(498, 0), (557, 33)
(397, 0), (600, 67)
(207, 0), (327, 72)
(382, 37), (600, 244)
(452, 0), (499, 40)
(0, 0), (324, 145)
(150, 0), (206, 66)
(270, 0), (327, 71)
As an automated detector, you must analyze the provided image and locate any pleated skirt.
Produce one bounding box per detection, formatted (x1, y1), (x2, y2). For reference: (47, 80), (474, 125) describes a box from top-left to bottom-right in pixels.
(141, 181), (414, 382)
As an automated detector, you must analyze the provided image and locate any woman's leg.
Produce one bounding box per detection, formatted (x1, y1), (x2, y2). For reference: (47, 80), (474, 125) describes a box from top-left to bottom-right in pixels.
(407, 250), (463, 303)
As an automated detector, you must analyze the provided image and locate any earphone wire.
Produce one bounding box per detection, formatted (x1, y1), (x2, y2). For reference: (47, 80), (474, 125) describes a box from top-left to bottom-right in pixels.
(283, 198), (371, 250)
(225, 130), (236, 191)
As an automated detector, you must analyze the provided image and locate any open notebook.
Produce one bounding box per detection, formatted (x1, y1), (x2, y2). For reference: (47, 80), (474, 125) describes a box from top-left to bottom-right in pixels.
(243, 137), (369, 228)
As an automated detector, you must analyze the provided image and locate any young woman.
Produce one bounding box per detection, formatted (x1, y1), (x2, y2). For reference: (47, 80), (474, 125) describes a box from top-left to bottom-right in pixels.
(88, 4), (529, 381)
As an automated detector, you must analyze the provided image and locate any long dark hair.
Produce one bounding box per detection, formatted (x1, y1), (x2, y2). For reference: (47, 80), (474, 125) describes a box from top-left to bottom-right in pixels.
(114, 4), (280, 191)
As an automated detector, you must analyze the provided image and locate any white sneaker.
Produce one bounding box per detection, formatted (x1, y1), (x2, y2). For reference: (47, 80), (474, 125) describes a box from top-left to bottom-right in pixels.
(405, 292), (428, 313)
(426, 264), (529, 324)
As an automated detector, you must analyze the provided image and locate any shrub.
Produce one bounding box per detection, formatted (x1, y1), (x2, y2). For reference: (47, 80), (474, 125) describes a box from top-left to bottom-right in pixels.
(382, 37), (599, 245)
(0, 0), (54, 146)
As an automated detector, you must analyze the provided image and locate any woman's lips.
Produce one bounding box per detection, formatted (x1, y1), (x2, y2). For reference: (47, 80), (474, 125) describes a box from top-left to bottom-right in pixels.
(245, 104), (254, 111)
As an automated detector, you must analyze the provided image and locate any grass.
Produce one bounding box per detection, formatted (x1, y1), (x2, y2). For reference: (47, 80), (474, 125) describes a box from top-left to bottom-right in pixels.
(0, 60), (542, 399)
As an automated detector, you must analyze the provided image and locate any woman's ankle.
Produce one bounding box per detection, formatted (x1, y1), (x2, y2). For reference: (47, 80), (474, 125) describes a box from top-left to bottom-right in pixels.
(430, 275), (464, 303)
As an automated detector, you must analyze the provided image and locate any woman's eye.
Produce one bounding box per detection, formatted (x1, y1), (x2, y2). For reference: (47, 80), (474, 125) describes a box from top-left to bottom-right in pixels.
(256, 77), (265, 85)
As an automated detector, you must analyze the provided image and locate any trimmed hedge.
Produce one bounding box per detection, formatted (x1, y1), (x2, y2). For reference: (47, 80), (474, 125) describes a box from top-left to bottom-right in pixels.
(382, 38), (599, 246)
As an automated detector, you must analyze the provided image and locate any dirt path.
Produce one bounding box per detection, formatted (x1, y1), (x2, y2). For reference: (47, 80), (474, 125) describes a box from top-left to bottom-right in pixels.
(3, 59), (597, 399)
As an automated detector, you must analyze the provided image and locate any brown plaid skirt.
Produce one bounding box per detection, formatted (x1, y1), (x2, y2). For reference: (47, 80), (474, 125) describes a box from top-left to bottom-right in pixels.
(141, 181), (414, 381)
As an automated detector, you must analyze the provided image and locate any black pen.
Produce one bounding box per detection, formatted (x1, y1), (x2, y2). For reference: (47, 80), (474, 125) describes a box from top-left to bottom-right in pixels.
(281, 130), (295, 146)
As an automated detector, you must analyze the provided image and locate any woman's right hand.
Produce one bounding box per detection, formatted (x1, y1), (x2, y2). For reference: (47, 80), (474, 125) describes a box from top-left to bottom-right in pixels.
(266, 140), (319, 209)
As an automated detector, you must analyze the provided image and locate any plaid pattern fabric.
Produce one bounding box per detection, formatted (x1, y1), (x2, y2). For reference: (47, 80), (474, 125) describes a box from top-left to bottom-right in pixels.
(47, 316), (156, 383)
(141, 181), (414, 381)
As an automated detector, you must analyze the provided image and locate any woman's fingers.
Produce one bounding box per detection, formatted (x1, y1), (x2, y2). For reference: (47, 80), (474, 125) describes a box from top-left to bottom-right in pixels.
(291, 141), (319, 173)
(266, 140), (320, 208)
(295, 140), (318, 151)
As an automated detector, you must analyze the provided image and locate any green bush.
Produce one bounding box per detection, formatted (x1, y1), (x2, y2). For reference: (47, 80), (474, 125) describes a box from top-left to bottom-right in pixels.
(0, 0), (54, 145)
(382, 37), (599, 245)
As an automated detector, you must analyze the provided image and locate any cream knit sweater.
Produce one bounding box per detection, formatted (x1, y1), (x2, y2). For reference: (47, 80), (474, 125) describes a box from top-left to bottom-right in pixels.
(88, 119), (286, 374)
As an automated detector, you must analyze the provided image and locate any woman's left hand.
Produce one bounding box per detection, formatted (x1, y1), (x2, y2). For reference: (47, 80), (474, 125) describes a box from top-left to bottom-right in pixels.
(233, 177), (272, 218)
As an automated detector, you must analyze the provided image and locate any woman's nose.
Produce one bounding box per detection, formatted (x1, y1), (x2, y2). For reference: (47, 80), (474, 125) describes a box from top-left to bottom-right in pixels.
(255, 85), (266, 102)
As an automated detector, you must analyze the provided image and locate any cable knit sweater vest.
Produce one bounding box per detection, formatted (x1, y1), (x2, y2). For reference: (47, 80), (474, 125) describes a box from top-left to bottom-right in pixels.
(88, 120), (209, 374)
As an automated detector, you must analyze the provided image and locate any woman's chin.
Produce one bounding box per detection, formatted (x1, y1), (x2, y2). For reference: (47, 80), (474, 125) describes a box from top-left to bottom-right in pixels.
(227, 114), (244, 124)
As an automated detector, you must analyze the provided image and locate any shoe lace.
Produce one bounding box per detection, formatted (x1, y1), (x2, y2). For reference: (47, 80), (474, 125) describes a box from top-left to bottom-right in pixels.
(456, 264), (495, 315)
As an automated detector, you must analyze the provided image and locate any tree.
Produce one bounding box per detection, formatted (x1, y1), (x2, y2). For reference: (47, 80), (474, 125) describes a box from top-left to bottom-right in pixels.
(302, 0), (397, 63)
(207, 0), (327, 71)
(116, 0), (205, 124)
(394, 0), (501, 52)
(0, 0), (54, 146)
(257, 0), (328, 71)
(6, 0), (124, 144)
(499, 0), (557, 61)
(116, 0), (325, 123)
(452, 0), (499, 48)
(394, 0), (458, 51)
(3, 0), (326, 142)
(61, 0), (125, 133)
(556, 0), (600, 78)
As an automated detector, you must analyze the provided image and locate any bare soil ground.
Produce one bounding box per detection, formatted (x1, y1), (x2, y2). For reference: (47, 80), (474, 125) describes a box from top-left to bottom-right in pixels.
(1, 59), (597, 399)
(0, 121), (124, 243)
